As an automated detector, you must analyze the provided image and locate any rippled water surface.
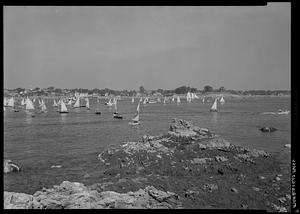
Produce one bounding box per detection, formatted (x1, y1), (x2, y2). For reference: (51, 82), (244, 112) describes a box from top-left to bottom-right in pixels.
(4, 97), (291, 194)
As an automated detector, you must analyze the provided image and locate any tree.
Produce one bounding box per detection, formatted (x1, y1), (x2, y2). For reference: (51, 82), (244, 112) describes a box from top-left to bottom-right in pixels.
(218, 86), (226, 92)
(203, 85), (213, 93)
(139, 86), (145, 94)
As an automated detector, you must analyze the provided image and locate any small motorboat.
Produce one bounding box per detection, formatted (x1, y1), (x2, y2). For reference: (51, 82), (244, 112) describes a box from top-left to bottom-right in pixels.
(277, 109), (290, 115)
(128, 120), (140, 125)
(113, 112), (123, 119)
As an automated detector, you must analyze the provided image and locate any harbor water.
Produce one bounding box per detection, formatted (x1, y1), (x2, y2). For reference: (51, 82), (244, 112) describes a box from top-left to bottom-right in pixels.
(4, 96), (291, 194)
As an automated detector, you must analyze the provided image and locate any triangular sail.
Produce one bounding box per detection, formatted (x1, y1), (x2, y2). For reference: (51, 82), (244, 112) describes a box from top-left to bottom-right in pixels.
(220, 96), (225, 104)
(60, 100), (68, 112)
(177, 96), (181, 104)
(7, 97), (14, 107)
(73, 97), (80, 108)
(132, 98), (134, 103)
(210, 98), (218, 111)
(53, 99), (58, 107)
(132, 102), (140, 121)
(26, 98), (35, 110)
(86, 98), (90, 109)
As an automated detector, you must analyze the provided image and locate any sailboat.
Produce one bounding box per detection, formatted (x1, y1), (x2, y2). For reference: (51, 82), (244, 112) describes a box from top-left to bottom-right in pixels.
(67, 99), (72, 106)
(172, 96), (175, 102)
(143, 98), (147, 105)
(53, 99), (58, 107)
(132, 97), (134, 103)
(210, 98), (218, 112)
(21, 98), (25, 106)
(177, 96), (181, 105)
(157, 97), (161, 102)
(95, 98), (101, 114)
(73, 97), (80, 108)
(128, 102), (140, 125)
(163, 97), (167, 104)
(85, 98), (90, 110)
(113, 99), (123, 119)
(59, 99), (69, 114)
(105, 98), (113, 107)
(25, 97), (35, 116)
(40, 100), (47, 113)
(202, 97), (205, 103)
(220, 96), (225, 104)
(139, 97), (143, 103)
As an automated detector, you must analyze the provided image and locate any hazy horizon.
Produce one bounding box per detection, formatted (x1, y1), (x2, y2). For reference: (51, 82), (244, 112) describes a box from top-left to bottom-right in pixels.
(4, 5), (290, 91)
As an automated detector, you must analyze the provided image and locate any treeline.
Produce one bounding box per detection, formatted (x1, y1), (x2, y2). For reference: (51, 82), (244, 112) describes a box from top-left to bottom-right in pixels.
(6, 86), (290, 96)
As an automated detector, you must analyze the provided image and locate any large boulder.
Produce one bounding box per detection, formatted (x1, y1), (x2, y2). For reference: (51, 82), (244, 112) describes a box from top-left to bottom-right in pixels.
(168, 118), (213, 138)
(4, 159), (20, 174)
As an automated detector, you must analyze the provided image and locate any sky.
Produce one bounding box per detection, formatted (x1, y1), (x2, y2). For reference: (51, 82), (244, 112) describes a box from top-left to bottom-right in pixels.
(4, 4), (290, 90)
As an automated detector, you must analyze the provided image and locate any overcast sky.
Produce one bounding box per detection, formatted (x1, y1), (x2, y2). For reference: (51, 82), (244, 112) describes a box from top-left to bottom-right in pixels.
(4, 4), (290, 90)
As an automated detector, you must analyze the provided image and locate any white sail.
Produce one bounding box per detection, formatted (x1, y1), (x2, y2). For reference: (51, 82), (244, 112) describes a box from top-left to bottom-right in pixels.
(73, 97), (80, 108)
(114, 99), (118, 112)
(132, 98), (134, 103)
(38, 99), (42, 105)
(220, 96), (225, 104)
(53, 99), (58, 107)
(131, 103), (140, 122)
(172, 96), (175, 102)
(41, 103), (47, 112)
(86, 98), (90, 109)
(202, 97), (205, 103)
(57, 99), (61, 105)
(210, 98), (218, 111)
(60, 100), (68, 112)
(163, 97), (167, 104)
(4, 97), (7, 106)
(7, 97), (14, 107)
(33, 98), (36, 103)
(143, 98), (147, 104)
(21, 98), (25, 106)
(177, 96), (181, 104)
(67, 99), (72, 105)
(26, 98), (35, 110)
(139, 97), (143, 103)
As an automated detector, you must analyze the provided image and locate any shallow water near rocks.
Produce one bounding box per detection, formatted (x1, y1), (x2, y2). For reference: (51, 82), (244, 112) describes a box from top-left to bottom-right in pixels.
(4, 96), (290, 194)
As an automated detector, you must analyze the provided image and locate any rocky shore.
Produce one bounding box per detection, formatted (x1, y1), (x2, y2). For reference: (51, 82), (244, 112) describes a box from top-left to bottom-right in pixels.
(4, 118), (291, 210)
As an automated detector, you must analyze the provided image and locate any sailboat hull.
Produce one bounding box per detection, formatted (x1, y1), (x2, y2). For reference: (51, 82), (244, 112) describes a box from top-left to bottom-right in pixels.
(210, 109), (218, 112)
(95, 112), (101, 115)
(59, 111), (69, 114)
(128, 121), (140, 125)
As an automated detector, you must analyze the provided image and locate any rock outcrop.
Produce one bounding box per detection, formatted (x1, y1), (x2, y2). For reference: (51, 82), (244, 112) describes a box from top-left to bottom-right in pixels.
(4, 119), (290, 211)
(4, 181), (182, 209)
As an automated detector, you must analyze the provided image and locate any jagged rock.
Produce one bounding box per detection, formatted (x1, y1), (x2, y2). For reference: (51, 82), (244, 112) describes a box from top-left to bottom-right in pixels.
(4, 159), (20, 174)
(205, 138), (231, 148)
(278, 197), (286, 203)
(202, 184), (218, 192)
(271, 203), (287, 212)
(4, 192), (33, 209)
(252, 187), (260, 192)
(191, 158), (211, 164)
(215, 156), (228, 162)
(168, 118), (213, 138)
(4, 181), (182, 209)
